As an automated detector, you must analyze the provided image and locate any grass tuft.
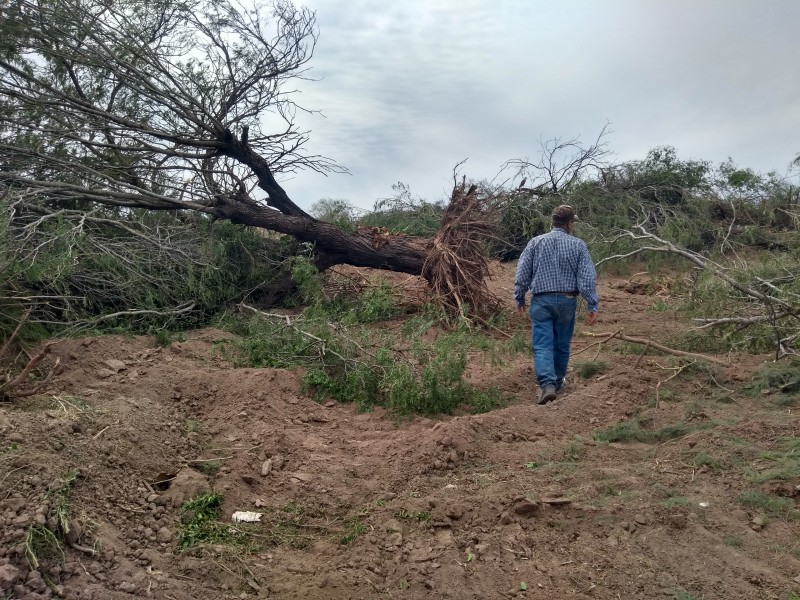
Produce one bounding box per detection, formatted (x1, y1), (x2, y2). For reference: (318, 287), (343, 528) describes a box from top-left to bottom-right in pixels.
(593, 418), (708, 444)
(744, 438), (800, 483)
(748, 360), (800, 397)
(573, 360), (610, 379)
(738, 490), (800, 520)
(178, 493), (256, 550)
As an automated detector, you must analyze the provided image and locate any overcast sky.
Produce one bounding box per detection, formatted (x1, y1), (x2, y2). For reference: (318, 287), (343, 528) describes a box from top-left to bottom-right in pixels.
(284, 0), (800, 211)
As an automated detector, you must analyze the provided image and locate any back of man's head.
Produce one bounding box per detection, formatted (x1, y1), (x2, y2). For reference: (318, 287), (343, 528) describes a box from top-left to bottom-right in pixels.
(552, 205), (577, 228)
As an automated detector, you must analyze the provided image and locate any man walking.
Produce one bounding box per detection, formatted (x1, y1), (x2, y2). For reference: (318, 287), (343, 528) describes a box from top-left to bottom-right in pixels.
(514, 205), (599, 405)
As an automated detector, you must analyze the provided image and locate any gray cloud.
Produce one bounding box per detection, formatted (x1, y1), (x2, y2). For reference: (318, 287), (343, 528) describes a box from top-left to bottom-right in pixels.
(282, 0), (800, 210)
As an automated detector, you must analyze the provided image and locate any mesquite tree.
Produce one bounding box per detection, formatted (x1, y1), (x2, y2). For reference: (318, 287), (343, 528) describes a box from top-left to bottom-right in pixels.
(0, 0), (431, 277)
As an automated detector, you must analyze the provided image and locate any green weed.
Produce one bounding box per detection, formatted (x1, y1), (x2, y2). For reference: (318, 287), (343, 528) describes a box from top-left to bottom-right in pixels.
(339, 516), (367, 545)
(400, 313), (437, 339)
(748, 360), (800, 397)
(302, 330), (508, 415)
(648, 298), (669, 312)
(573, 360), (610, 379)
(662, 496), (692, 508)
(151, 328), (186, 348)
(722, 534), (743, 549)
(738, 490), (800, 520)
(178, 493), (256, 550)
(262, 502), (316, 549)
(47, 471), (77, 539)
(185, 419), (204, 434)
(690, 452), (724, 470)
(24, 471), (79, 569)
(24, 524), (64, 569)
(670, 589), (701, 600)
(508, 329), (531, 354)
(768, 543), (800, 560)
(394, 508), (431, 523)
(602, 484), (621, 497)
(563, 440), (584, 463)
(351, 284), (398, 323)
(192, 460), (222, 476)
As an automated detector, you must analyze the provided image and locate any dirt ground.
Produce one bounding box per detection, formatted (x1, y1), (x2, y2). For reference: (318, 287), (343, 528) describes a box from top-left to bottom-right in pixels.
(1, 262), (799, 600)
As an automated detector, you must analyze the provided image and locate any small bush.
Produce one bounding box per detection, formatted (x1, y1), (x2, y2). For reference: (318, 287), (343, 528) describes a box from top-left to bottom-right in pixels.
(300, 328), (509, 415)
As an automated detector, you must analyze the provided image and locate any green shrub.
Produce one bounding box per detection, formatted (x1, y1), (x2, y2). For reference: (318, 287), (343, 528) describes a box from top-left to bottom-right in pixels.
(1, 201), (304, 337)
(301, 330), (507, 415)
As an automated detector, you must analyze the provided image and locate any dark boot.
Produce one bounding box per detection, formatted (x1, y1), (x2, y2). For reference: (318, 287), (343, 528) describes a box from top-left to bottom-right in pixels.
(538, 384), (557, 405)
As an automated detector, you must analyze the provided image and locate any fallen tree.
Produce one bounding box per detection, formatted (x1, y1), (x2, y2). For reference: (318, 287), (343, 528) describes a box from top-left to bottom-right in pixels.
(0, 0), (513, 318)
(0, 4), (416, 260)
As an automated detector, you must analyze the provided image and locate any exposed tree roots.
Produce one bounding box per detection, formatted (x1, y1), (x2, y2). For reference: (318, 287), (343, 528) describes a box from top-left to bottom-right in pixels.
(422, 180), (502, 322)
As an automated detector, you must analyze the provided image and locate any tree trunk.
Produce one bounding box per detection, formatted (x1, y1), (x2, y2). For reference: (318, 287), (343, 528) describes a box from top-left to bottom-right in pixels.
(212, 199), (431, 275)
(209, 133), (432, 275)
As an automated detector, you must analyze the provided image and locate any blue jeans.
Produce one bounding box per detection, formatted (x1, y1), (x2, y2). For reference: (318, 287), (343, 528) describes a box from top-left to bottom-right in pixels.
(529, 295), (577, 389)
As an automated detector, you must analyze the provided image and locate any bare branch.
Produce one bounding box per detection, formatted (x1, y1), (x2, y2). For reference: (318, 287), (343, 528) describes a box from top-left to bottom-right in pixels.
(599, 222), (800, 357)
(578, 331), (728, 366)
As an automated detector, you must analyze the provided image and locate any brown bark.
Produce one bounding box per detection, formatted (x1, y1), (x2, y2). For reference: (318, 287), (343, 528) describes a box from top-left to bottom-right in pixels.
(211, 197), (431, 275)
(211, 132), (433, 275)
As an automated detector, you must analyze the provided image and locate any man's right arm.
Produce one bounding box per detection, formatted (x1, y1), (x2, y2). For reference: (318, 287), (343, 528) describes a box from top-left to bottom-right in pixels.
(577, 243), (599, 322)
(514, 240), (535, 309)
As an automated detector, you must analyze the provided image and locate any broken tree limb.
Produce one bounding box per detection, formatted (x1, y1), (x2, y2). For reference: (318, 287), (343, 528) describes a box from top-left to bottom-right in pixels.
(597, 226), (792, 310)
(1, 342), (63, 398)
(634, 337), (652, 369)
(578, 330), (728, 366)
(598, 223), (800, 358)
(691, 311), (796, 329)
(0, 308), (31, 363)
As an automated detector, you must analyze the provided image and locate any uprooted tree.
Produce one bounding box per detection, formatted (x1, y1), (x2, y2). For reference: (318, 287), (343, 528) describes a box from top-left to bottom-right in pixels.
(0, 0), (503, 318)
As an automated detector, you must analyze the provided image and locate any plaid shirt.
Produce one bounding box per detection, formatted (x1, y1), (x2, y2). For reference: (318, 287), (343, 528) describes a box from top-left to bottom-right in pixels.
(514, 227), (599, 312)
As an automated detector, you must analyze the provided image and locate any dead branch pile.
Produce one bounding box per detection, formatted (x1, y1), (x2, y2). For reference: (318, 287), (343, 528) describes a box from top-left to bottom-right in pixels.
(422, 180), (502, 321)
(599, 223), (800, 359)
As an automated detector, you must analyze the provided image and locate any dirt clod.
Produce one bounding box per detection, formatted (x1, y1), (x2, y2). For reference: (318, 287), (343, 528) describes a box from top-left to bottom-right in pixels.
(513, 501), (540, 516)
